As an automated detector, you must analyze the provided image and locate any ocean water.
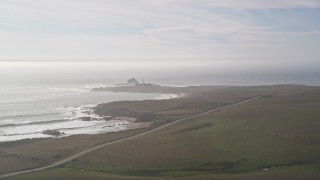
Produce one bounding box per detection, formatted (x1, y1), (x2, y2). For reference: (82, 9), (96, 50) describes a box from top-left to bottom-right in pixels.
(0, 61), (319, 142)
(0, 84), (176, 142)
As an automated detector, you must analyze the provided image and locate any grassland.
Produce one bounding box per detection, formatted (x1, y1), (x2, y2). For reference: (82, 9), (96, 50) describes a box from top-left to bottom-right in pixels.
(1, 85), (305, 175)
(4, 165), (320, 180)
(2, 85), (320, 179)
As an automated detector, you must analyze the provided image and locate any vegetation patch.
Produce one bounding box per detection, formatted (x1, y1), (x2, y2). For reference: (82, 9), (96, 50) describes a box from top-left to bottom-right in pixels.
(174, 122), (213, 133)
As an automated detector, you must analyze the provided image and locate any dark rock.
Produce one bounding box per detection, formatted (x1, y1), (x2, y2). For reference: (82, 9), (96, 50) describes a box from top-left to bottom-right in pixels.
(103, 125), (115, 128)
(42, 130), (65, 136)
(79, 117), (91, 121)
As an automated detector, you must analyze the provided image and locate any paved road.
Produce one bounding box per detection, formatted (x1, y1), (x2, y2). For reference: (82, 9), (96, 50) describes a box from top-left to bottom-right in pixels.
(0, 95), (264, 179)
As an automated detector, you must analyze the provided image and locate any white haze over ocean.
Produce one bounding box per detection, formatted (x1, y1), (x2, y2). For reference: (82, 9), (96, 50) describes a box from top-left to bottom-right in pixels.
(0, 60), (320, 142)
(1, 60), (319, 86)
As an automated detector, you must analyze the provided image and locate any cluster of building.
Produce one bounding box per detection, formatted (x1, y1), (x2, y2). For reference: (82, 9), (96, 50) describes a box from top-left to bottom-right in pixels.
(127, 78), (151, 86)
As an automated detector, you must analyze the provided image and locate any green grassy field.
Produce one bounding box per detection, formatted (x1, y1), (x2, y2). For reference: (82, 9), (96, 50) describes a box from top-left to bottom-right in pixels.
(5, 88), (320, 179)
(5, 165), (320, 180)
(1, 85), (305, 175)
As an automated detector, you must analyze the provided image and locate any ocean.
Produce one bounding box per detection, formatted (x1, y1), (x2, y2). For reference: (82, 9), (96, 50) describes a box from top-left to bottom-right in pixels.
(0, 61), (319, 142)
(0, 84), (177, 142)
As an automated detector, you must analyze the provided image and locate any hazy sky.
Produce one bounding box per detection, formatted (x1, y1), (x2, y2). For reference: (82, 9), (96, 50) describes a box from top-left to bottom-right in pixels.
(0, 0), (319, 66)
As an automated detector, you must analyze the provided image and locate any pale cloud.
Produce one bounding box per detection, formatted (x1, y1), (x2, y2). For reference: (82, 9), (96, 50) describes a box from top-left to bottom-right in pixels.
(0, 0), (319, 62)
(199, 0), (320, 9)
